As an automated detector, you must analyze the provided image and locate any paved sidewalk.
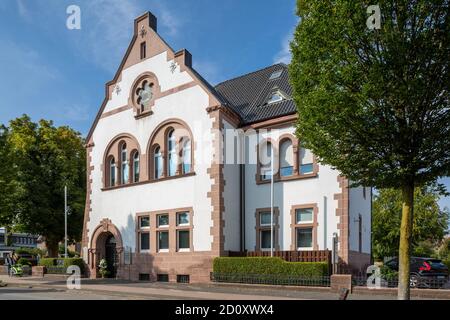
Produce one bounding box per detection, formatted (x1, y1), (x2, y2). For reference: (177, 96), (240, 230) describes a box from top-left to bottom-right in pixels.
(0, 275), (303, 300)
(0, 275), (440, 300)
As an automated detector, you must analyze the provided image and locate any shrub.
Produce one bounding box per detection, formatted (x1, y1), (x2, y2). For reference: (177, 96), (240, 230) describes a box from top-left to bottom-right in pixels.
(15, 247), (46, 257)
(38, 257), (85, 273)
(213, 257), (329, 277)
(443, 259), (450, 271)
(38, 258), (56, 268)
(17, 258), (31, 266)
(380, 265), (398, 281)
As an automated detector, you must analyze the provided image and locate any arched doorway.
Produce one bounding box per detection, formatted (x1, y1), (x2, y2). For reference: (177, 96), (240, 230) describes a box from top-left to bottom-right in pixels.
(89, 219), (123, 279)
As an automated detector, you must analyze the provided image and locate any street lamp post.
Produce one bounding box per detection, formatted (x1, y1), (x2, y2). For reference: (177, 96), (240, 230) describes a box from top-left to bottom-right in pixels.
(64, 185), (68, 258)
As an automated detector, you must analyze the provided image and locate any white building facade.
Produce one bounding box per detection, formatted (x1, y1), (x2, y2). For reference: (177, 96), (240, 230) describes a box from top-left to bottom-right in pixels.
(82, 12), (372, 282)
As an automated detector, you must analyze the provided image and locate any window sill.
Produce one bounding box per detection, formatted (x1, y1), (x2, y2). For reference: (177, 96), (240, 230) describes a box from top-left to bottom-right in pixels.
(134, 110), (153, 120)
(256, 172), (318, 185)
(102, 172), (196, 191)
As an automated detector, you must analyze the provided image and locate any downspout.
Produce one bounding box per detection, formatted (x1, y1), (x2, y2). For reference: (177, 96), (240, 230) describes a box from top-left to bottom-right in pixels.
(240, 163), (246, 252)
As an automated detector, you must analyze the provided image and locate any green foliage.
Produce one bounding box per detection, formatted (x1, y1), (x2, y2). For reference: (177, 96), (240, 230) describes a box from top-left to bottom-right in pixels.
(380, 265), (398, 281)
(412, 240), (438, 258)
(38, 258), (56, 268)
(38, 257), (85, 273)
(437, 238), (450, 260)
(16, 258), (31, 266)
(213, 257), (328, 277)
(289, 1), (450, 189)
(15, 247), (47, 257)
(372, 183), (449, 259)
(443, 260), (450, 271)
(0, 115), (86, 257)
(98, 258), (110, 278)
(58, 244), (79, 258)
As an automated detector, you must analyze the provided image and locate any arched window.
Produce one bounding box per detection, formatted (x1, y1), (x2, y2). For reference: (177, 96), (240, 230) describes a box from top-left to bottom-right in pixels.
(299, 147), (314, 174)
(181, 138), (191, 174)
(154, 146), (163, 179)
(280, 139), (293, 177)
(133, 152), (140, 183)
(109, 158), (116, 187)
(167, 129), (177, 177)
(260, 141), (273, 181)
(120, 143), (129, 184)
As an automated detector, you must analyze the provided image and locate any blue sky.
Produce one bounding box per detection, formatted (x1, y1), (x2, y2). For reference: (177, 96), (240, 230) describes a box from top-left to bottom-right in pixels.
(0, 0), (449, 211)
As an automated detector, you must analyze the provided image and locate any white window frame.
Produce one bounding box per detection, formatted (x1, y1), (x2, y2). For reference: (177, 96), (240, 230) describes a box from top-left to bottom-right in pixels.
(296, 227), (313, 251)
(157, 230), (169, 253)
(177, 229), (190, 252)
(295, 208), (314, 224)
(157, 214), (169, 228)
(176, 212), (190, 227)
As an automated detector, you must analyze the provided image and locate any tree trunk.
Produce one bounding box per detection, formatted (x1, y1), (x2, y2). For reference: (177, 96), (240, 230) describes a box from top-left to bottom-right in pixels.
(398, 183), (414, 300)
(46, 240), (59, 258)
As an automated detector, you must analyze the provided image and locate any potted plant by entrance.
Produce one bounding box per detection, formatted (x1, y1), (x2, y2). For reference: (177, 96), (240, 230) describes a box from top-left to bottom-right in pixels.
(98, 259), (110, 278)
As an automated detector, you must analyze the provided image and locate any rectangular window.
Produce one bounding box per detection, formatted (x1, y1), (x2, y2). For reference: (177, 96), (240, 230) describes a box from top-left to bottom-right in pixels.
(177, 212), (190, 226)
(157, 214), (169, 227)
(280, 166), (293, 177)
(139, 273), (150, 281)
(296, 228), (313, 249)
(177, 275), (190, 283)
(177, 230), (190, 251)
(158, 231), (169, 251)
(261, 169), (272, 181)
(259, 212), (272, 226)
(296, 208), (313, 223)
(157, 274), (169, 282)
(139, 216), (150, 228)
(260, 230), (272, 249)
(300, 163), (314, 174)
(140, 42), (146, 59)
(140, 232), (150, 251)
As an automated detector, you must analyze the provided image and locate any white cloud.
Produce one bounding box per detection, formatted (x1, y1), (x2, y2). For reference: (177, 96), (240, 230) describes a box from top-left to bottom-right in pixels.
(273, 31), (293, 65)
(16, 0), (30, 20)
(193, 60), (221, 85)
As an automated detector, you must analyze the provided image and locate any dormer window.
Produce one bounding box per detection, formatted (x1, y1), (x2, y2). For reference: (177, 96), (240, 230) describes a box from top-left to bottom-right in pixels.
(267, 90), (284, 105)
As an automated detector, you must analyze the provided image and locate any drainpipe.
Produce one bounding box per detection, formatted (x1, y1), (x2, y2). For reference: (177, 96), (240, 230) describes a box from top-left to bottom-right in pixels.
(239, 163), (246, 252)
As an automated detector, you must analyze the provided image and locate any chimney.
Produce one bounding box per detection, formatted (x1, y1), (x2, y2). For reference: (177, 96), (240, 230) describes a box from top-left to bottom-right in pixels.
(135, 11), (157, 34)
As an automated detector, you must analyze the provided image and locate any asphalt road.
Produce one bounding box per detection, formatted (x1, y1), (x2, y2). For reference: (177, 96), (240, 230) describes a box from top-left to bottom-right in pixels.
(0, 287), (147, 300)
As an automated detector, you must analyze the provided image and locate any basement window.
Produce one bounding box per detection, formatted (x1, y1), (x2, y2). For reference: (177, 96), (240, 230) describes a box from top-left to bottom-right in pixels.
(139, 273), (150, 281)
(157, 274), (169, 282)
(177, 274), (190, 283)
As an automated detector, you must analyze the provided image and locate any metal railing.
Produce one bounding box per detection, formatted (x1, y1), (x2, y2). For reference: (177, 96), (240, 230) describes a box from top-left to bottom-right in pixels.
(45, 266), (67, 274)
(211, 272), (330, 287)
(353, 275), (450, 289)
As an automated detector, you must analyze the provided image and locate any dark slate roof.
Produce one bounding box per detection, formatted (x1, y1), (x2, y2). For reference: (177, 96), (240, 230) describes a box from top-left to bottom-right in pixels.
(214, 63), (296, 125)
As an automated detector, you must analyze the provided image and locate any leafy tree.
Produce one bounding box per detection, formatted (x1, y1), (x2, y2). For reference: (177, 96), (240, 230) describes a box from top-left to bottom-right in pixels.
(290, 1), (450, 299)
(2, 115), (86, 257)
(373, 183), (449, 260)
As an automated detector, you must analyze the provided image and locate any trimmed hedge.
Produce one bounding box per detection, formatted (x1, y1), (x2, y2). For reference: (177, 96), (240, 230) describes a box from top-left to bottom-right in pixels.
(213, 257), (329, 277)
(38, 257), (85, 273)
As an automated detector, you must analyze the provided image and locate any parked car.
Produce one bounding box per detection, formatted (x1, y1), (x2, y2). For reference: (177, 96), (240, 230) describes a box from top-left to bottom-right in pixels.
(384, 257), (449, 288)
